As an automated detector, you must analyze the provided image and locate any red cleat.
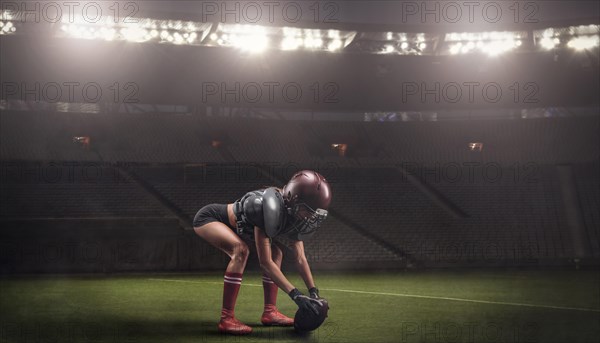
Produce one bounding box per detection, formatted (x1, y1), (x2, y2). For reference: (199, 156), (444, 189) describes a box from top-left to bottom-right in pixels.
(261, 306), (294, 326)
(218, 316), (253, 335)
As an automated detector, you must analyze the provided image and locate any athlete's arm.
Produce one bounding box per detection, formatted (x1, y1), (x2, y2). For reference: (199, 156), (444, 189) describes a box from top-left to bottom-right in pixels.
(254, 226), (295, 293)
(255, 226), (324, 314)
(291, 240), (316, 291)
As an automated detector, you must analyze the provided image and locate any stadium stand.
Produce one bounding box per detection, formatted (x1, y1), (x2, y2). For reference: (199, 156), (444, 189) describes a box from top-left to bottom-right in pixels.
(1, 110), (598, 271)
(0, 111), (101, 162)
(430, 165), (573, 261)
(206, 119), (316, 164)
(573, 162), (600, 258)
(132, 165), (402, 264)
(0, 163), (172, 218)
(2, 111), (597, 166)
(362, 117), (599, 166)
(0, 111), (224, 163)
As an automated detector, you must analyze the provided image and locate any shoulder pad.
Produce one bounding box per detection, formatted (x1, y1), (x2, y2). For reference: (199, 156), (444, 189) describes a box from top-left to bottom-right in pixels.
(262, 187), (286, 238)
(241, 191), (265, 229)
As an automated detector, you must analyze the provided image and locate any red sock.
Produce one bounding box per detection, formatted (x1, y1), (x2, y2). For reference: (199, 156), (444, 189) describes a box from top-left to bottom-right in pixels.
(222, 272), (243, 319)
(262, 274), (278, 310)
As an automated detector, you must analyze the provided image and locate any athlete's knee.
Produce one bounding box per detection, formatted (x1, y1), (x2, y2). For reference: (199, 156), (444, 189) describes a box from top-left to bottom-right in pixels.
(231, 243), (250, 263)
(272, 246), (283, 263)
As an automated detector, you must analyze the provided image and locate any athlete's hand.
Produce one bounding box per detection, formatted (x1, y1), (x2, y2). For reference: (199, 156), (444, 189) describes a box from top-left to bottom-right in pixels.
(309, 287), (320, 299)
(289, 288), (323, 315)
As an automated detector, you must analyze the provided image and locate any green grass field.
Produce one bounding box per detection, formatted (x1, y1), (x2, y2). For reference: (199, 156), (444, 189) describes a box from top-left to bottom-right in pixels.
(1, 270), (599, 343)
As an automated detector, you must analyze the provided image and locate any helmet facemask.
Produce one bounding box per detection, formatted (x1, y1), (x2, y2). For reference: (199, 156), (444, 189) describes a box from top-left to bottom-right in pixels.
(287, 202), (328, 237)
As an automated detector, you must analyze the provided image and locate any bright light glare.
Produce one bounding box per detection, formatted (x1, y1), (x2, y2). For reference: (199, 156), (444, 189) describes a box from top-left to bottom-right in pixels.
(542, 29), (554, 38)
(222, 25), (270, 53)
(327, 39), (343, 51)
(484, 39), (519, 56)
(187, 32), (197, 43)
(328, 30), (339, 39)
(567, 36), (600, 51)
(0, 20), (15, 34)
(173, 32), (183, 44)
(1, 10), (13, 20)
(304, 36), (323, 49)
(280, 26), (350, 52)
(449, 43), (461, 54)
(282, 37), (300, 50)
(231, 33), (269, 53)
(445, 30), (524, 56)
(56, 14), (208, 45)
(100, 27), (116, 41)
(121, 27), (149, 42)
(540, 37), (557, 49)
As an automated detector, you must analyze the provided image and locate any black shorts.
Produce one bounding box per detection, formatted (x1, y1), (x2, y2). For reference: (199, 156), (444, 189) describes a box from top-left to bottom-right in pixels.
(193, 204), (236, 231)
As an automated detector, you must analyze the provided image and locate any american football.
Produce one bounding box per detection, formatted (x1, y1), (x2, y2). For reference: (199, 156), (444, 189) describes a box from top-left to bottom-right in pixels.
(294, 299), (330, 332)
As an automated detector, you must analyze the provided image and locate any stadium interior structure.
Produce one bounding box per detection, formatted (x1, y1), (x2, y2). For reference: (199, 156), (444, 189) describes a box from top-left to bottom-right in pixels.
(0, 6), (599, 275)
(1, 111), (598, 273)
(1, 3), (600, 342)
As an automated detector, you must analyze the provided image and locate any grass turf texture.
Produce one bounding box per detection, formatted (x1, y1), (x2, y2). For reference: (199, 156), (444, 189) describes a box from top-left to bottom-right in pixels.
(1, 270), (599, 343)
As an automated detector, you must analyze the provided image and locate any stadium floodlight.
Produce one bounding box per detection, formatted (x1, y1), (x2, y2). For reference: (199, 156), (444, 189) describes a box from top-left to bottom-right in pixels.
(350, 31), (436, 55)
(444, 30), (525, 56)
(211, 24), (270, 53)
(281, 37), (302, 51)
(121, 26), (150, 43)
(540, 37), (560, 50)
(483, 39), (520, 56)
(0, 10), (16, 35)
(304, 35), (323, 49)
(0, 10), (12, 20)
(567, 35), (600, 50)
(534, 28), (561, 50)
(327, 39), (343, 52)
(384, 44), (395, 53)
(570, 24), (600, 36)
(328, 30), (340, 39)
(281, 27), (301, 50)
(449, 43), (462, 55)
(208, 23), (356, 53)
(534, 24), (599, 51)
(0, 20), (16, 34)
(2, 7), (598, 57)
(57, 15), (212, 45)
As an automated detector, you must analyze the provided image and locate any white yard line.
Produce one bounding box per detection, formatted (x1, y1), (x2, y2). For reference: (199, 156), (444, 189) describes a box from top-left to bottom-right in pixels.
(148, 278), (600, 313)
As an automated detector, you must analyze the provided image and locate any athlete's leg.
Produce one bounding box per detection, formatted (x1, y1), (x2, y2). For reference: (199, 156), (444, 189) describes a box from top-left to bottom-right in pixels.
(261, 243), (294, 326)
(263, 244), (283, 306)
(194, 222), (252, 335)
(194, 222), (249, 273)
(272, 243), (284, 267)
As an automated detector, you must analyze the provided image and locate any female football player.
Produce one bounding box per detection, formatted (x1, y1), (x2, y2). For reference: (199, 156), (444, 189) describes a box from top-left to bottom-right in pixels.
(193, 170), (331, 335)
